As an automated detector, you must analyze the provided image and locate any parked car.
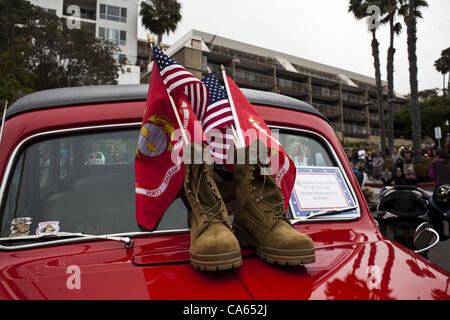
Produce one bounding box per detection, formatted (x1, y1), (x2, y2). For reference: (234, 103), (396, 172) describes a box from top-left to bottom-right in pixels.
(0, 85), (448, 300)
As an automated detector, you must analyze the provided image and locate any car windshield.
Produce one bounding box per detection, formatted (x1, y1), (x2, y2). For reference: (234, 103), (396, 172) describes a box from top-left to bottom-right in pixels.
(1, 127), (358, 238)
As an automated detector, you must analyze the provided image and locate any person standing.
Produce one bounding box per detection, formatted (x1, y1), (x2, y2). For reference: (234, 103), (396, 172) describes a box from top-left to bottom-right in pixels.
(429, 149), (450, 188)
(373, 152), (384, 180)
(391, 148), (404, 175)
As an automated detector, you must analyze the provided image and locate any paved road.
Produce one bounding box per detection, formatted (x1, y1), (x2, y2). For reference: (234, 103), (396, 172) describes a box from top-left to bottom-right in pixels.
(370, 185), (450, 273)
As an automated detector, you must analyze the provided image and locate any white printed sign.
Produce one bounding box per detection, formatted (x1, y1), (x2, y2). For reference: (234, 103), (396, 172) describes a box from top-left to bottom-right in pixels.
(289, 167), (358, 219)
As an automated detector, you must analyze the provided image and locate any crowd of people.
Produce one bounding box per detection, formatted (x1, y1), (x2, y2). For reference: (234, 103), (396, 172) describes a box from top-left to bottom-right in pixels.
(347, 144), (450, 188)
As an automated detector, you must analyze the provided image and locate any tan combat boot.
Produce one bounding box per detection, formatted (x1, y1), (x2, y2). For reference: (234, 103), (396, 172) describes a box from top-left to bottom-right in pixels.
(232, 141), (315, 265)
(184, 144), (242, 271)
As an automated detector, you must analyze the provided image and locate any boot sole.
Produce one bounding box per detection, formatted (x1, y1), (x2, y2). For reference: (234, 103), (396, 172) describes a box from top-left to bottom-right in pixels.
(190, 250), (242, 271)
(234, 225), (315, 266)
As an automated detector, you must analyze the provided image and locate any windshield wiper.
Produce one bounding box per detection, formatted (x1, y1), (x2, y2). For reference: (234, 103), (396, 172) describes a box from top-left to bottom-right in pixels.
(0, 232), (133, 249)
(294, 206), (358, 223)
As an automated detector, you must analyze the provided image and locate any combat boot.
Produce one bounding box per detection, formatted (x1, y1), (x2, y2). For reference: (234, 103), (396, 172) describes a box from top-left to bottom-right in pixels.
(184, 144), (242, 271)
(232, 141), (315, 265)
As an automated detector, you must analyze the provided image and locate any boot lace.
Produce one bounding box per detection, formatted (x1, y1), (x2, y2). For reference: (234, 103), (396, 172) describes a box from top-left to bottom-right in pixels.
(256, 170), (289, 222)
(194, 165), (226, 225)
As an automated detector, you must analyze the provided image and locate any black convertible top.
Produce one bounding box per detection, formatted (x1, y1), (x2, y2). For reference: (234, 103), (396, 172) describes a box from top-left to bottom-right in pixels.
(6, 84), (327, 122)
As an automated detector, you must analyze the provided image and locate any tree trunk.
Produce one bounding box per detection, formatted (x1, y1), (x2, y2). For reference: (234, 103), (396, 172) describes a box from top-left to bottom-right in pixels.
(387, 13), (395, 157)
(406, 0), (421, 164)
(443, 73), (447, 97)
(448, 69), (450, 98)
(157, 33), (163, 45)
(372, 31), (386, 156)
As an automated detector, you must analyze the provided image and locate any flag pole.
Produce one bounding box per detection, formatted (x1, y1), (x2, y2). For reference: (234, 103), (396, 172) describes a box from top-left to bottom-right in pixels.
(206, 67), (239, 147)
(147, 34), (189, 145)
(221, 65), (245, 148)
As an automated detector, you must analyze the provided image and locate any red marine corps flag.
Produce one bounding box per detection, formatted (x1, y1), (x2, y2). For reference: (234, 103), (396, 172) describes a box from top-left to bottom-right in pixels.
(222, 71), (296, 210)
(135, 43), (206, 230)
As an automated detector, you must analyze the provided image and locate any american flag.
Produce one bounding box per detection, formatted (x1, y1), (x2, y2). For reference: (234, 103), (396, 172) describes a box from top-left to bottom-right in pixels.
(201, 73), (235, 162)
(152, 44), (208, 121)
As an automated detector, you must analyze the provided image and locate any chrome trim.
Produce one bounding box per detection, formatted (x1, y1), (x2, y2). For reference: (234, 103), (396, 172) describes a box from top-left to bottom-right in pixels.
(0, 229), (190, 251)
(413, 227), (440, 254)
(269, 125), (361, 222)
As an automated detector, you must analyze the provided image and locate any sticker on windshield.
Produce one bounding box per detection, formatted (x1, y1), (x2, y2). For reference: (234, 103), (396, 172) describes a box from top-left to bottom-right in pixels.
(9, 217), (32, 237)
(290, 166), (358, 220)
(36, 221), (60, 236)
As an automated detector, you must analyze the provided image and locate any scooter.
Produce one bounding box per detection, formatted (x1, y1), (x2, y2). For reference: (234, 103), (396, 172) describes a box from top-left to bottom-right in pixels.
(371, 184), (450, 258)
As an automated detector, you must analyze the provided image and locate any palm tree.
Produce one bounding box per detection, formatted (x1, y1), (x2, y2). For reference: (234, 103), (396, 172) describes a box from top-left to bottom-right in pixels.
(382, 0), (402, 156)
(348, 0), (387, 155)
(140, 0), (182, 44)
(399, 0), (428, 164)
(434, 47), (450, 97)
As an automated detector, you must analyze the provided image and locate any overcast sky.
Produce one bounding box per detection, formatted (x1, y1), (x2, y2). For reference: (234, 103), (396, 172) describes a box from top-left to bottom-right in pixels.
(137, 0), (450, 95)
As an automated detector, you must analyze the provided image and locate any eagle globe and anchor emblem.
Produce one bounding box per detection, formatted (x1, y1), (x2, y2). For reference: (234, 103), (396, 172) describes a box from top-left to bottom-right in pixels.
(136, 115), (176, 158)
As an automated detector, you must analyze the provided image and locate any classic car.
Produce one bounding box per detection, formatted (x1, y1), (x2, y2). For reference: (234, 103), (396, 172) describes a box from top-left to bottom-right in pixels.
(0, 85), (448, 300)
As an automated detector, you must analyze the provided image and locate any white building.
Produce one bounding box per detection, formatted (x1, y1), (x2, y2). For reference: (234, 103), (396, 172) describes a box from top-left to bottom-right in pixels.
(27, 0), (140, 85)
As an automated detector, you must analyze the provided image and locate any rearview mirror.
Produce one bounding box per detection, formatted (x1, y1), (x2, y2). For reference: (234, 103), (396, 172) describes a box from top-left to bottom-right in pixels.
(413, 222), (440, 254)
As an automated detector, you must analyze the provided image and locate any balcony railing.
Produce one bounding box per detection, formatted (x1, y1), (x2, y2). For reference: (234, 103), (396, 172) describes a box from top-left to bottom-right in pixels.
(313, 103), (341, 118)
(207, 64), (233, 79)
(369, 113), (379, 123)
(235, 69), (274, 88)
(342, 92), (367, 105)
(277, 78), (309, 95)
(343, 108), (367, 122)
(209, 45), (281, 68)
(343, 124), (369, 138)
(63, 1), (96, 21)
(311, 85), (339, 100)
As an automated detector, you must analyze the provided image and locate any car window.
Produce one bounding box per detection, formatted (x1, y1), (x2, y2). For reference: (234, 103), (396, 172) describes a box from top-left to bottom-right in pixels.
(280, 131), (334, 167)
(276, 129), (358, 221)
(0, 128), (188, 237)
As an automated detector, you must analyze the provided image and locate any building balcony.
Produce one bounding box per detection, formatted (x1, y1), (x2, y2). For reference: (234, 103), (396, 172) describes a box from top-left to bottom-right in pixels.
(209, 45), (281, 69)
(313, 102), (341, 119)
(370, 127), (381, 136)
(311, 85), (339, 101)
(369, 113), (379, 123)
(235, 68), (274, 90)
(207, 64), (233, 79)
(63, 0), (97, 21)
(342, 92), (367, 105)
(343, 108), (367, 122)
(343, 123), (369, 138)
(277, 78), (309, 97)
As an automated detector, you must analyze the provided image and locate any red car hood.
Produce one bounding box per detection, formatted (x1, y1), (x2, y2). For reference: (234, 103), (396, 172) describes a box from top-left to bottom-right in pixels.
(0, 232), (448, 300)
